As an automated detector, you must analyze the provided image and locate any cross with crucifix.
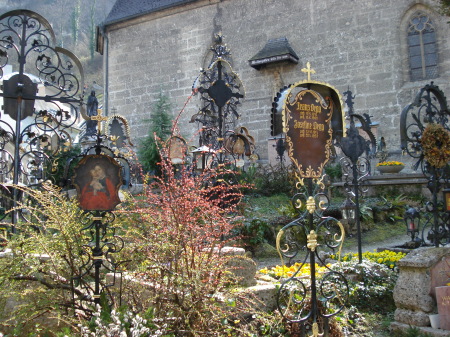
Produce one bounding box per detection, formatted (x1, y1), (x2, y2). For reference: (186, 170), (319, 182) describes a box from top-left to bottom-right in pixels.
(90, 109), (108, 135)
(301, 62), (316, 81)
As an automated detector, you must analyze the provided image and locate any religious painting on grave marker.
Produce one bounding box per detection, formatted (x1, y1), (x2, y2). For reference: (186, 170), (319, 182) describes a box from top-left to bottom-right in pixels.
(73, 155), (122, 211)
(283, 88), (334, 178)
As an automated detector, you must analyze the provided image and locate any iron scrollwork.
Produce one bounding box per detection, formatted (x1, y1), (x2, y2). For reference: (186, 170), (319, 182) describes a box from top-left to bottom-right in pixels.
(276, 181), (349, 336)
(68, 133), (130, 305)
(191, 34), (254, 169)
(0, 10), (85, 228)
(400, 82), (450, 246)
(73, 211), (125, 305)
(338, 89), (376, 262)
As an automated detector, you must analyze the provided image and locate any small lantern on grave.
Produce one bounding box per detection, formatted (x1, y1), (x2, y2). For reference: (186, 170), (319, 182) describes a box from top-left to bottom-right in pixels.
(404, 207), (421, 242)
(191, 145), (215, 171)
(342, 197), (356, 226)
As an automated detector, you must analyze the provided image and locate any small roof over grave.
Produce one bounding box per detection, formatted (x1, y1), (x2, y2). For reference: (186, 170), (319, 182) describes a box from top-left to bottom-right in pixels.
(104, 0), (199, 26)
(249, 37), (299, 70)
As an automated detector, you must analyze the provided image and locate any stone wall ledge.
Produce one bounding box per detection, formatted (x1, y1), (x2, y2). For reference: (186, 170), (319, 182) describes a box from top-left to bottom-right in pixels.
(391, 321), (450, 337)
(398, 247), (450, 269)
(332, 173), (427, 187)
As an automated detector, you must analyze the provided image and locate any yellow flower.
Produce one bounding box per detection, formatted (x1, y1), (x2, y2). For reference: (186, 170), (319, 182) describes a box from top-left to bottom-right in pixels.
(376, 161), (405, 167)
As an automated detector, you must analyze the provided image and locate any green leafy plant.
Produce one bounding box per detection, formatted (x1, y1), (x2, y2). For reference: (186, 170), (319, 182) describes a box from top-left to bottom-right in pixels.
(330, 259), (398, 314)
(324, 162), (342, 182)
(376, 194), (408, 223)
(0, 183), (90, 335)
(239, 163), (296, 196)
(45, 144), (82, 187)
(234, 218), (272, 248)
(80, 304), (169, 337)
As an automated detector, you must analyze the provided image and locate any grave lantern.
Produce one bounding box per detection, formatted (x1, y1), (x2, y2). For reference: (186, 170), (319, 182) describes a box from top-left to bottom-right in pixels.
(342, 196), (356, 225)
(404, 207), (421, 241)
(191, 145), (214, 171)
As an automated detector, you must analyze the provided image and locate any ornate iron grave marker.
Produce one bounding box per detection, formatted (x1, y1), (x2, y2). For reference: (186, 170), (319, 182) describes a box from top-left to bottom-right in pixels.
(192, 33), (255, 171)
(0, 10), (85, 230)
(276, 63), (348, 337)
(68, 112), (130, 306)
(338, 89), (376, 263)
(400, 82), (450, 247)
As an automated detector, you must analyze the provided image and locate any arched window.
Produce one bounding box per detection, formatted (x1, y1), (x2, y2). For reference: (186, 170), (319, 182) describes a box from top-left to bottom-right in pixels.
(407, 11), (438, 81)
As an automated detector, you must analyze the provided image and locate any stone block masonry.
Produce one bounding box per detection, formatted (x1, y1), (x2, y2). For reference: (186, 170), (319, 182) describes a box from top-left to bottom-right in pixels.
(392, 247), (450, 336)
(104, 0), (450, 161)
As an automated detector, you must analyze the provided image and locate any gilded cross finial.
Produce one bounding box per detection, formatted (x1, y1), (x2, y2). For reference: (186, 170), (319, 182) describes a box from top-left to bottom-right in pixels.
(90, 109), (108, 134)
(301, 62), (316, 81)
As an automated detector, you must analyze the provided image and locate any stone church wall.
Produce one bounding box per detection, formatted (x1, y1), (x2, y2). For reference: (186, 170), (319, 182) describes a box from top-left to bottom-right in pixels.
(104, 0), (450, 162)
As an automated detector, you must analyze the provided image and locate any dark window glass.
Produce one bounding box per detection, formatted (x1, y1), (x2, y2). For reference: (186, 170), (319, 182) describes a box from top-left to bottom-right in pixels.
(407, 12), (438, 81)
(409, 45), (421, 57)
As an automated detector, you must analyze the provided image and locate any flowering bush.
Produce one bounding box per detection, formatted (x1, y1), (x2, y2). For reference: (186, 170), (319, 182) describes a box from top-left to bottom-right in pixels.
(329, 250), (406, 270)
(330, 260), (398, 313)
(115, 150), (262, 336)
(80, 305), (166, 337)
(376, 161), (405, 167)
(258, 257), (399, 316)
(259, 262), (330, 279)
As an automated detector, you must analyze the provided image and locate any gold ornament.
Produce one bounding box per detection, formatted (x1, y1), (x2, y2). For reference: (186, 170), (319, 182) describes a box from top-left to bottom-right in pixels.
(307, 230), (318, 252)
(306, 196), (316, 214)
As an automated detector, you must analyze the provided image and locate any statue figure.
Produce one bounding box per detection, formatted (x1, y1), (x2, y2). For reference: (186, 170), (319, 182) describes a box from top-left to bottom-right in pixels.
(85, 91), (99, 137)
(379, 136), (386, 151)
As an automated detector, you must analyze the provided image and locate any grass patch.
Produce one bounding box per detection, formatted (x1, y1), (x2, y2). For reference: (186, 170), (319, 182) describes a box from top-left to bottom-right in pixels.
(342, 220), (407, 252)
(242, 193), (291, 220)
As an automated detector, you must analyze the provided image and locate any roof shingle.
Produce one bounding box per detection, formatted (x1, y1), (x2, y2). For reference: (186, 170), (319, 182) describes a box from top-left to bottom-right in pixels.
(104, 0), (199, 26)
(249, 37), (299, 69)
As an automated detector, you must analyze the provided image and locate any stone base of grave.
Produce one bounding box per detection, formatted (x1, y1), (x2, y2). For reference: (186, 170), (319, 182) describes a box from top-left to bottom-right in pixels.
(394, 308), (431, 327)
(106, 271), (279, 314)
(391, 321), (450, 337)
(391, 247), (450, 334)
(242, 282), (278, 312)
(225, 255), (257, 287)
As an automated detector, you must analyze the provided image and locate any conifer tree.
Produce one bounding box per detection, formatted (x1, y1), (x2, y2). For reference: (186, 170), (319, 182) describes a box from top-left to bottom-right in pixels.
(71, 0), (81, 45)
(138, 91), (172, 174)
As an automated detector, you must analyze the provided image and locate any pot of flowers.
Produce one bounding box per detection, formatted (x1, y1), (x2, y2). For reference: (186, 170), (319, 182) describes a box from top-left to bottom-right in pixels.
(376, 161), (405, 174)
